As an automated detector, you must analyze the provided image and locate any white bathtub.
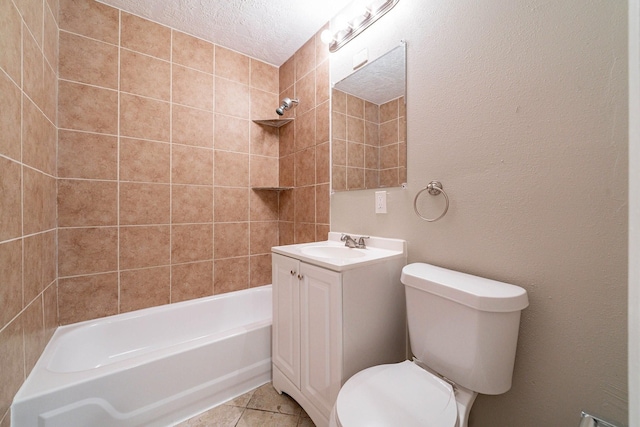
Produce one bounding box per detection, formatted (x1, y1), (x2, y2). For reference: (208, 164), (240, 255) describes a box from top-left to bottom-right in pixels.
(11, 285), (272, 427)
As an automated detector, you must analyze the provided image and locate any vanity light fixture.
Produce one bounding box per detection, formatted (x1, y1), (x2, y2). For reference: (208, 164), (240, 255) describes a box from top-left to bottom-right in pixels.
(321, 0), (399, 52)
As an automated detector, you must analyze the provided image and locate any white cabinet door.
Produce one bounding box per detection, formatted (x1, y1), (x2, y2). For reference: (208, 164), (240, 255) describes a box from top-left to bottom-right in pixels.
(299, 262), (342, 416)
(272, 254), (301, 388)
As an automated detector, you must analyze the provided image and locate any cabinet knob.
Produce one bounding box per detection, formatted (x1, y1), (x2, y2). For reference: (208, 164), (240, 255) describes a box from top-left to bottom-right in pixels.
(290, 270), (296, 275)
(297, 274), (304, 280)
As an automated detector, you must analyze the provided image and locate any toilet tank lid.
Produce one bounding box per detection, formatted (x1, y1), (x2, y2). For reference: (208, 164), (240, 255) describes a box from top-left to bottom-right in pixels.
(401, 263), (529, 312)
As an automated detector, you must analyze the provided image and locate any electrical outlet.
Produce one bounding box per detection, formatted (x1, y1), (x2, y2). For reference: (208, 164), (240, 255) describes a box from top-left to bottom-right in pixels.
(375, 191), (387, 214)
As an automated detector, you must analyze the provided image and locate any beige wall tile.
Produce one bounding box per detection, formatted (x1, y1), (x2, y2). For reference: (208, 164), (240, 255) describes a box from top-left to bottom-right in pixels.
(294, 186), (315, 224)
(42, 282), (57, 341)
(0, 240), (22, 328)
(215, 114), (250, 153)
(279, 154), (294, 188)
(119, 182), (170, 225)
(364, 121), (379, 146)
(59, 80), (118, 134)
(23, 296), (45, 376)
(365, 145), (379, 170)
(316, 224), (330, 240)
(41, 61), (56, 123)
(380, 98), (399, 122)
(250, 222), (278, 255)
(279, 121), (294, 156)
(332, 89), (346, 114)
(278, 221), (294, 246)
(250, 122), (279, 157)
(294, 108), (316, 151)
(214, 222), (249, 259)
(346, 116), (364, 144)
(250, 88), (278, 120)
(0, 318), (24, 418)
(214, 187), (248, 223)
(23, 233), (43, 305)
(172, 31), (213, 74)
(380, 119), (398, 145)
(120, 266), (170, 312)
(250, 59), (278, 93)
(0, 0), (23, 85)
(0, 158), (21, 241)
(58, 227), (118, 276)
(250, 155), (279, 188)
(346, 167), (364, 190)
(22, 96), (56, 175)
(119, 138), (170, 183)
(249, 254), (271, 288)
(315, 184), (330, 224)
(15, 0), (43, 48)
(23, 169), (56, 235)
(380, 144), (399, 169)
(121, 12), (170, 60)
(215, 46), (249, 85)
(42, 230), (56, 287)
(278, 189), (294, 222)
(294, 147), (315, 187)
(316, 142), (330, 184)
(58, 130), (118, 180)
(364, 101), (378, 123)
(59, 0), (118, 44)
(172, 184), (213, 224)
(59, 31), (118, 89)
(120, 93), (170, 142)
(43, 5), (57, 69)
(0, 71), (21, 161)
(171, 261), (213, 302)
(58, 179), (118, 227)
(279, 56), (294, 93)
(172, 104), (213, 148)
(172, 144), (213, 185)
(214, 257), (248, 294)
(295, 37), (315, 81)
(215, 77), (249, 118)
(316, 60), (330, 105)
(58, 272), (118, 324)
(23, 26), (44, 109)
(331, 166), (346, 191)
(364, 169), (378, 189)
(332, 139), (346, 166)
(120, 49), (170, 101)
(295, 71), (315, 115)
(294, 222), (315, 244)
(250, 190), (279, 221)
(346, 94), (364, 118)
(171, 224), (213, 264)
(316, 101), (330, 144)
(214, 150), (248, 187)
(173, 64), (213, 111)
(119, 225), (170, 270)
(347, 142), (364, 168)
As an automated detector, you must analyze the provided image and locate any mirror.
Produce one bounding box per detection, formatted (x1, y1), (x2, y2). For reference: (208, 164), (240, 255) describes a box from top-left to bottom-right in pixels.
(331, 42), (406, 191)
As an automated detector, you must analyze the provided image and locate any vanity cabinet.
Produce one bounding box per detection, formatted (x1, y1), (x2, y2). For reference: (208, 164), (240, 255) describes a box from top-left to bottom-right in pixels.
(271, 234), (407, 427)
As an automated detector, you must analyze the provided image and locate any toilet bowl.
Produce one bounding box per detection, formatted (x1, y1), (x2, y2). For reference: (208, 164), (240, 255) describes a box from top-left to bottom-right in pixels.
(330, 263), (529, 427)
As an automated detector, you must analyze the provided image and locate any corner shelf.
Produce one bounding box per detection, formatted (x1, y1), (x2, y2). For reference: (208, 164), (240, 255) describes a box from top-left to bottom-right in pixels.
(251, 186), (293, 191)
(252, 119), (294, 128)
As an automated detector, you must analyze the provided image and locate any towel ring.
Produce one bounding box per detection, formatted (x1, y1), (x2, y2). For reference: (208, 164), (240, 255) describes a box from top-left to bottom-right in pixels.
(413, 181), (449, 222)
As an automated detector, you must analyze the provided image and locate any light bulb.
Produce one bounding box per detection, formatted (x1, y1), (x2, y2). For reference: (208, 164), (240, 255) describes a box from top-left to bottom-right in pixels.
(320, 29), (334, 44)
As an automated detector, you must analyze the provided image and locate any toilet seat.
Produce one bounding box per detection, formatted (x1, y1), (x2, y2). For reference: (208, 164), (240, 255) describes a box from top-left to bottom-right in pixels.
(335, 360), (458, 427)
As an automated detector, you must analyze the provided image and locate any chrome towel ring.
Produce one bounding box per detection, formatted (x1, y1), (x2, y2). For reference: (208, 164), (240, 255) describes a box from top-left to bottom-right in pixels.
(413, 181), (449, 222)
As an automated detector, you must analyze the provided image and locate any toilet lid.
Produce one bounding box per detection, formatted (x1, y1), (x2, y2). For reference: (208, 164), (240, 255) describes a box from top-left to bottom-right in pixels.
(336, 360), (458, 427)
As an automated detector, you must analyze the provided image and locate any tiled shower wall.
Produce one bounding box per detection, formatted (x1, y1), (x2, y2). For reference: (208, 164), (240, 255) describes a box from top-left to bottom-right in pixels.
(0, 0), (59, 423)
(278, 28), (331, 244)
(56, 0), (284, 325)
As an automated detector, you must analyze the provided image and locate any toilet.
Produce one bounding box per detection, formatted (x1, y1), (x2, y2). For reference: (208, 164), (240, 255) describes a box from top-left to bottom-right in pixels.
(330, 263), (529, 427)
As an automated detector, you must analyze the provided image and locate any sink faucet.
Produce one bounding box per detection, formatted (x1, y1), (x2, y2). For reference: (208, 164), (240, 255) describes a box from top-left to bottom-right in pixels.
(341, 234), (369, 249)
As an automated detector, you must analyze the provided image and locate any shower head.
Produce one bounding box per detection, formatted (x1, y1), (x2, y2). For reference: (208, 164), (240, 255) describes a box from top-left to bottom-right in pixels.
(276, 98), (299, 116)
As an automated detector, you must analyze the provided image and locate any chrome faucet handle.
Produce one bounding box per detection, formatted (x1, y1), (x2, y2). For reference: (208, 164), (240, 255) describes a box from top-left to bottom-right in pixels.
(356, 236), (370, 248)
(340, 234), (358, 248)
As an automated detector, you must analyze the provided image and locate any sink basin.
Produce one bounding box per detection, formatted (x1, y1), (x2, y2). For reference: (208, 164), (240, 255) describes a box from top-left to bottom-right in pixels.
(300, 246), (367, 259)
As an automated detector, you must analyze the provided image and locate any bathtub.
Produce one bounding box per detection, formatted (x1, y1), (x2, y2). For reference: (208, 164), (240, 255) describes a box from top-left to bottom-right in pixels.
(11, 285), (272, 427)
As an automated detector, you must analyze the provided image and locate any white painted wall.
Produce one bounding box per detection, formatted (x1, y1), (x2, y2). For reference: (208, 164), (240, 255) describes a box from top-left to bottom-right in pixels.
(330, 1), (629, 425)
(629, 0), (639, 425)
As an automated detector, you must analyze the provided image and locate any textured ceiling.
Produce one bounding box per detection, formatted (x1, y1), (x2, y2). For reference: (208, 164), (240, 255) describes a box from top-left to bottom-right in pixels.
(97, 0), (354, 66)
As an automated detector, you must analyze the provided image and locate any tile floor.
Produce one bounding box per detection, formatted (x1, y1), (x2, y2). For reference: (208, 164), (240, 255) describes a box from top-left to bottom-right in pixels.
(176, 383), (316, 427)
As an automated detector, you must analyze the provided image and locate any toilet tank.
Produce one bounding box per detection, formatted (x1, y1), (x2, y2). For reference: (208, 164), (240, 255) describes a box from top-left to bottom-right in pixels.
(401, 263), (529, 395)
